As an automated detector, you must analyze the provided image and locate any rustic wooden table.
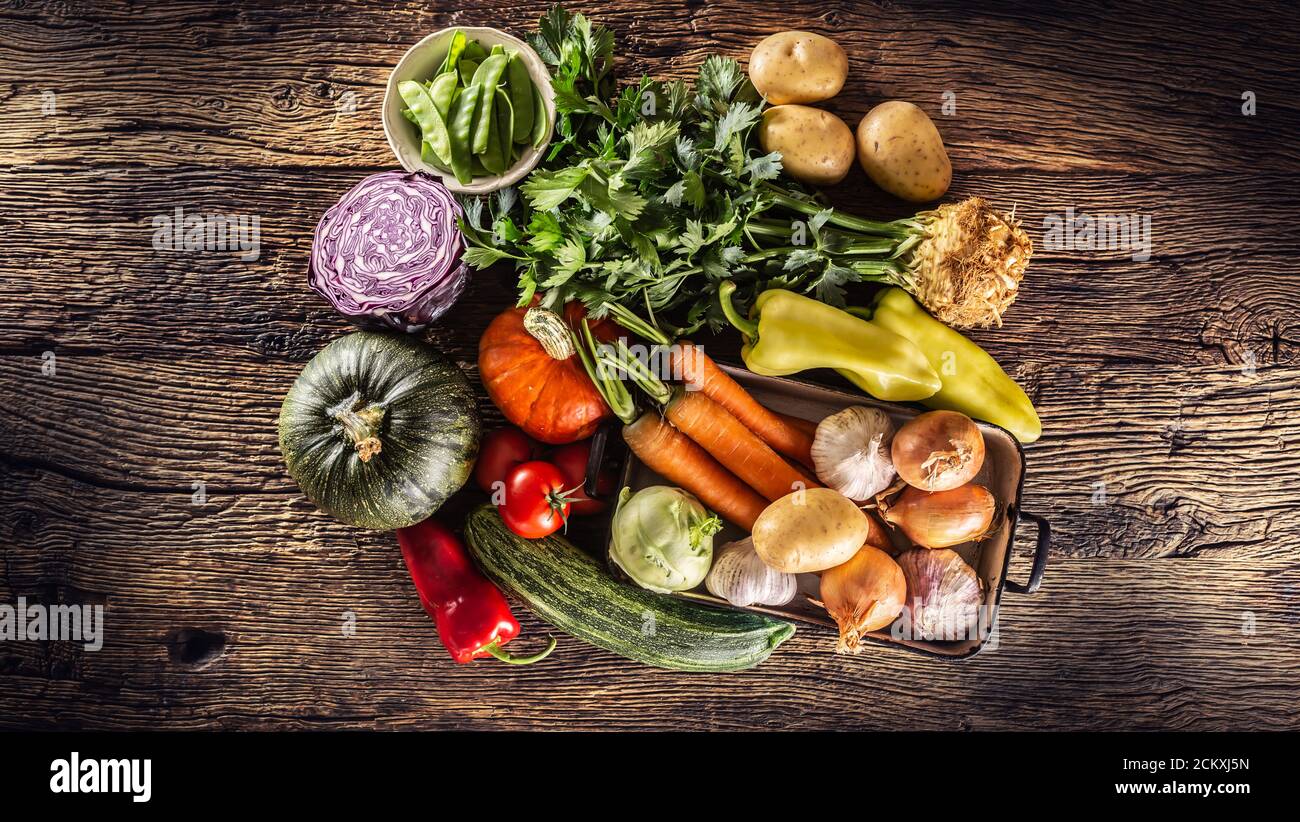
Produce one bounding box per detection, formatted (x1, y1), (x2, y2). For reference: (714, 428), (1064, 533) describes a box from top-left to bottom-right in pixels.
(2, 0), (1297, 731)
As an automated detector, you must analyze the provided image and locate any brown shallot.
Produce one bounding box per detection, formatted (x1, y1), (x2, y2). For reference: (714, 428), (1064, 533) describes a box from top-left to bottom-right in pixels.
(880, 484), (996, 548)
(818, 544), (906, 654)
(891, 410), (985, 492)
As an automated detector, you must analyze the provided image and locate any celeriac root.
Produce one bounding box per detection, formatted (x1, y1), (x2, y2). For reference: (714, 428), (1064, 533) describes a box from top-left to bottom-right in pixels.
(908, 197), (1033, 329)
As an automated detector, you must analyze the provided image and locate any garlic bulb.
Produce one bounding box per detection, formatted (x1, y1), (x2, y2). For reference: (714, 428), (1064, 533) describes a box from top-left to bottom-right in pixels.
(705, 538), (797, 608)
(895, 549), (984, 640)
(811, 406), (897, 501)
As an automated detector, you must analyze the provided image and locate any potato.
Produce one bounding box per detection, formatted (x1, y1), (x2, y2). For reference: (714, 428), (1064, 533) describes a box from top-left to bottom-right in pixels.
(759, 105), (855, 186)
(855, 101), (952, 202)
(752, 488), (871, 573)
(749, 31), (848, 105)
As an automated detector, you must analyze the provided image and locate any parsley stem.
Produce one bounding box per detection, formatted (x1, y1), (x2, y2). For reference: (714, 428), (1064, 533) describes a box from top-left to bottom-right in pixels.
(742, 246), (799, 263)
(761, 184), (915, 238)
(744, 220), (793, 239)
(603, 301), (671, 346)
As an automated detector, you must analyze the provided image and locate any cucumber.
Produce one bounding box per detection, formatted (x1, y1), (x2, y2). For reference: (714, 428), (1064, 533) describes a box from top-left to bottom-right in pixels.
(464, 505), (795, 672)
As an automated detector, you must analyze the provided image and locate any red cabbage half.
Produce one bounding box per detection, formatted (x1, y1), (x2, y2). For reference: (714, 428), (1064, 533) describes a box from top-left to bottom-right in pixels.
(309, 171), (470, 332)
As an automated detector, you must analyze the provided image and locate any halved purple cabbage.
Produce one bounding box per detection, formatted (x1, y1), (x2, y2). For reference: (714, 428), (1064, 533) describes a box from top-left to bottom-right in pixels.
(309, 171), (470, 332)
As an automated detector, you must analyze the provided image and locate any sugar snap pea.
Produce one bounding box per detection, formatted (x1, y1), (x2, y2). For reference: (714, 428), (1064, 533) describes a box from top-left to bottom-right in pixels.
(458, 58), (479, 89)
(447, 82), (481, 184)
(437, 30), (466, 76)
(469, 53), (509, 154)
(530, 83), (549, 149)
(429, 72), (458, 121)
(421, 140), (450, 172)
(397, 80), (451, 165)
(481, 94), (506, 175)
(490, 88), (515, 173)
(401, 31), (539, 182)
(506, 52), (534, 144)
(498, 89), (514, 159)
(461, 39), (487, 62)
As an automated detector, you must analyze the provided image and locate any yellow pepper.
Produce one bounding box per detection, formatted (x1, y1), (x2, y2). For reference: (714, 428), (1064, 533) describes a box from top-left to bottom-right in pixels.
(867, 288), (1041, 443)
(720, 284), (941, 402)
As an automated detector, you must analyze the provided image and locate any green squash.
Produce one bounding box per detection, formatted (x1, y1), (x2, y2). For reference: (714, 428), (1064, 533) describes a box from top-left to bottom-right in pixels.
(278, 332), (480, 530)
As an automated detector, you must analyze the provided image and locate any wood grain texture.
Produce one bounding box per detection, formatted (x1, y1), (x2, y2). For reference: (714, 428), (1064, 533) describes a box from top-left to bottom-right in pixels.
(1, 0), (1298, 731)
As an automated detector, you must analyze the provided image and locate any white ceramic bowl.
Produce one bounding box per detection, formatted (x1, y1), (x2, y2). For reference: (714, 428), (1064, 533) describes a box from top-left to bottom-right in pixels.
(383, 27), (555, 194)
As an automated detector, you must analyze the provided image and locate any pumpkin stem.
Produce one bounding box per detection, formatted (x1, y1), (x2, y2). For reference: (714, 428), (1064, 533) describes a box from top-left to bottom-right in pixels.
(523, 307), (576, 360)
(329, 391), (386, 463)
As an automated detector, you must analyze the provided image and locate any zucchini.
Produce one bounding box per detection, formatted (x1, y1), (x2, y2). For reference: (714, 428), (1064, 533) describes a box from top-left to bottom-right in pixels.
(464, 505), (795, 672)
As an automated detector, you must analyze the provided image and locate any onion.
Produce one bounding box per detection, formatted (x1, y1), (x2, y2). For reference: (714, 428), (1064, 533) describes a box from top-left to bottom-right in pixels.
(819, 544), (906, 654)
(880, 484), (996, 548)
(309, 171), (469, 332)
(891, 410), (985, 492)
(863, 510), (892, 551)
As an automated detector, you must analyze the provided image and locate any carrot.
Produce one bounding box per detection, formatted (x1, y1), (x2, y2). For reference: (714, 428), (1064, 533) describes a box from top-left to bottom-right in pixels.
(671, 342), (815, 468)
(664, 389), (817, 503)
(786, 455), (820, 488)
(623, 412), (768, 531)
(775, 411), (819, 439)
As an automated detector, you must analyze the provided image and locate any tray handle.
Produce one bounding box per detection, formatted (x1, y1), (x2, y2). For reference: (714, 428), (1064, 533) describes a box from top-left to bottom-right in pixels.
(1003, 509), (1050, 594)
(583, 420), (620, 502)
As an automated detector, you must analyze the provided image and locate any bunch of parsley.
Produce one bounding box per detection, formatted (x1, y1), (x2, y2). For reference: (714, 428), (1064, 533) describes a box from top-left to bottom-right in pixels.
(457, 6), (913, 333)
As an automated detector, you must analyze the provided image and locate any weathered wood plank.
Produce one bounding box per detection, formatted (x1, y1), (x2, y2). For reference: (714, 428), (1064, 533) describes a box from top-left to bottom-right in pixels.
(1, 1), (1296, 172)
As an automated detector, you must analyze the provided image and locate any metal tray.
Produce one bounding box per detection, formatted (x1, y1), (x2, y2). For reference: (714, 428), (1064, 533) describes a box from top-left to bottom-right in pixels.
(590, 366), (1049, 660)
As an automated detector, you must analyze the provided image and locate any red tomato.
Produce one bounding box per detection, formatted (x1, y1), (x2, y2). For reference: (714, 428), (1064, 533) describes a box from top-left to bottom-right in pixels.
(550, 440), (615, 516)
(475, 427), (541, 493)
(498, 461), (572, 538)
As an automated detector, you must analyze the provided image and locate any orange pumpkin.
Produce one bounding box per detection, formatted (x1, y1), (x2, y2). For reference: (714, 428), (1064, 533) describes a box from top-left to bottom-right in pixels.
(478, 303), (618, 444)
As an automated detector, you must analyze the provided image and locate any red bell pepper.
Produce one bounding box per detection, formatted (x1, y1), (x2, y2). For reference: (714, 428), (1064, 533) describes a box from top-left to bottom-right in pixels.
(396, 518), (555, 665)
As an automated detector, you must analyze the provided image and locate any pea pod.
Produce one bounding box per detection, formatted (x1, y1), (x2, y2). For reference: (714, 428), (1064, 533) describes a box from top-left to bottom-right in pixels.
(458, 58), (479, 88)
(469, 53), (509, 154)
(506, 52), (534, 144)
(421, 140), (450, 172)
(530, 83), (549, 149)
(397, 80), (451, 165)
(481, 88), (514, 174)
(461, 38), (487, 62)
(437, 30), (466, 76)
(497, 89), (514, 165)
(481, 91), (507, 175)
(429, 72), (458, 121)
(446, 83), (481, 184)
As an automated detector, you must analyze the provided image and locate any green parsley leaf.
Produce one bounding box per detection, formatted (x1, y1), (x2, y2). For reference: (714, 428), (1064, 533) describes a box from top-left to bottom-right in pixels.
(521, 165), (590, 211)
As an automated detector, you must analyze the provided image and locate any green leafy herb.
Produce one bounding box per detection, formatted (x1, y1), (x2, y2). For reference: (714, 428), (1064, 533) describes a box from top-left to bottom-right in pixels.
(458, 5), (1025, 333)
